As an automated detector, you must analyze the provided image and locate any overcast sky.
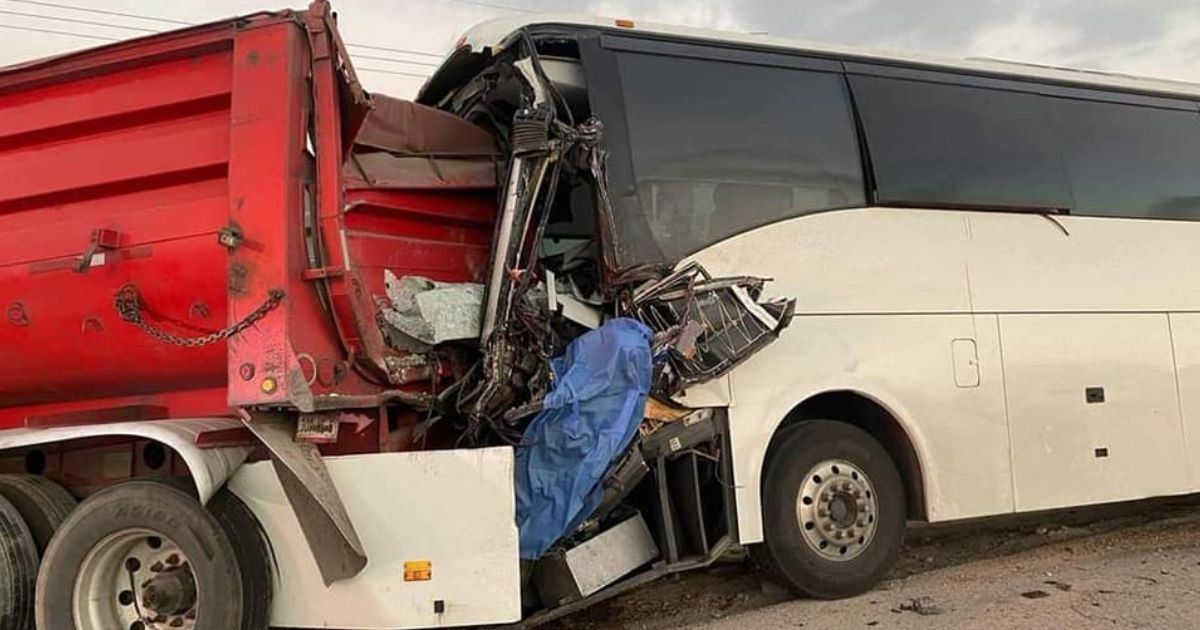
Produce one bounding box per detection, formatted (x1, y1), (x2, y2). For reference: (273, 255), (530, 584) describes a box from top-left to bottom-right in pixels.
(0, 0), (1197, 97)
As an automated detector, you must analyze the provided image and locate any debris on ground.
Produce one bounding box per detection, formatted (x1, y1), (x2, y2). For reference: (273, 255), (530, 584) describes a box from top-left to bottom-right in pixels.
(892, 596), (945, 616)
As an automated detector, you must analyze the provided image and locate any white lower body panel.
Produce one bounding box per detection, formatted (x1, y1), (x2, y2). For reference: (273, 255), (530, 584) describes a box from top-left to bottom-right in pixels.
(227, 447), (520, 629)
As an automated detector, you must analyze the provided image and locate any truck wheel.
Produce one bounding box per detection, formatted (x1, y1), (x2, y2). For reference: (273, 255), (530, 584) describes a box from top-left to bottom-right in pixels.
(35, 480), (244, 630)
(208, 490), (273, 630)
(0, 495), (38, 630)
(759, 420), (905, 599)
(0, 474), (77, 555)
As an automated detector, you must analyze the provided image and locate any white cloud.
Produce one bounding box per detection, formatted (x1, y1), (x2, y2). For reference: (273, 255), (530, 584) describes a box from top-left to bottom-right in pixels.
(967, 10), (1084, 64)
(1077, 7), (1200, 82)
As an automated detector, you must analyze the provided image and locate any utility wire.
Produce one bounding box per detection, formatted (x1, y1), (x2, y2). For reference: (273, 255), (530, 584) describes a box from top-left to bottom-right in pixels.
(351, 52), (438, 67)
(0, 0), (447, 60)
(357, 67), (429, 79)
(2, 0), (191, 25)
(0, 21), (116, 41)
(0, 22), (429, 81)
(343, 42), (443, 58)
(0, 8), (158, 32)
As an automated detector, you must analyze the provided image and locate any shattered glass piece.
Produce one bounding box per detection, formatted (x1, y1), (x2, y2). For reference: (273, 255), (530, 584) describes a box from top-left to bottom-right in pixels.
(380, 271), (484, 345)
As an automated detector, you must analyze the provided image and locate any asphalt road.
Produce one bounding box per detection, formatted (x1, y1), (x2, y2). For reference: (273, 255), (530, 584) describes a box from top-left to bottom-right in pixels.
(548, 497), (1200, 630)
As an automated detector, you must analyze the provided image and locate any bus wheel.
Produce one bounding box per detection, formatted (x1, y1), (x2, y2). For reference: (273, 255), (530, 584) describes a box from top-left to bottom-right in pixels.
(36, 480), (244, 630)
(0, 494), (38, 630)
(759, 420), (905, 599)
(0, 474), (77, 555)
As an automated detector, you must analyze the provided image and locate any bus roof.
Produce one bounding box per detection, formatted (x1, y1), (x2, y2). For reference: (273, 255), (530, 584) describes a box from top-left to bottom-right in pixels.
(443, 14), (1200, 101)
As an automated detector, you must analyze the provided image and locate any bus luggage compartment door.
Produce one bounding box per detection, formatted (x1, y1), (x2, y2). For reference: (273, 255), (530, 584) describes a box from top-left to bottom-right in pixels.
(227, 447), (520, 629)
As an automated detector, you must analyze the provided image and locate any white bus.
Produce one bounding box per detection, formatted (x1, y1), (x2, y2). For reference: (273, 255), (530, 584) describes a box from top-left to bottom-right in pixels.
(422, 13), (1200, 603)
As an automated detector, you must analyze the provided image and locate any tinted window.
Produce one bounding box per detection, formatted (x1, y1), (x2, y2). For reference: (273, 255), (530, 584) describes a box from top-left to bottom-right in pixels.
(850, 75), (1071, 210)
(1051, 98), (1200, 219)
(614, 52), (865, 262)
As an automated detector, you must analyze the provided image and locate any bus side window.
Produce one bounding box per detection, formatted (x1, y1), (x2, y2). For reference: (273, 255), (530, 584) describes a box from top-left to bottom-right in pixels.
(613, 51), (865, 263)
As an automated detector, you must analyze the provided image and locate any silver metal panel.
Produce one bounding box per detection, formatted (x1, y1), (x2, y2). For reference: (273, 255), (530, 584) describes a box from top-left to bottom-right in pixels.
(565, 513), (658, 597)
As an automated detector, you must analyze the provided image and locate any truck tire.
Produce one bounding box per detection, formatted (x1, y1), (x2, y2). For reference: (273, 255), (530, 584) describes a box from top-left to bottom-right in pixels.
(35, 480), (244, 630)
(0, 495), (37, 630)
(208, 490), (273, 630)
(0, 474), (76, 555)
(758, 420), (905, 599)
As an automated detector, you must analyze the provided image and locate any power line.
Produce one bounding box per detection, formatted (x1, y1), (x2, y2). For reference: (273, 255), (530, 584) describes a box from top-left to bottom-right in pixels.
(428, 0), (534, 13)
(0, 22), (117, 41)
(0, 8), (158, 32)
(344, 42), (443, 59)
(350, 52), (438, 68)
(1, 0), (451, 61)
(357, 67), (429, 79)
(0, 23), (431, 82)
(1, 0), (191, 25)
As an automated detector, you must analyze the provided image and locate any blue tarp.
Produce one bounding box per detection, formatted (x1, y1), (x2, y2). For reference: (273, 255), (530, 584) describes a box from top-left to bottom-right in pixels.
(514, 318), (653, 559)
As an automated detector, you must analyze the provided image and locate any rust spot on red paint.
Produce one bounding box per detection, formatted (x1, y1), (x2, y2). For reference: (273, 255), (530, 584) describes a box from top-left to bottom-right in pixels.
(228, 262), (250, 296)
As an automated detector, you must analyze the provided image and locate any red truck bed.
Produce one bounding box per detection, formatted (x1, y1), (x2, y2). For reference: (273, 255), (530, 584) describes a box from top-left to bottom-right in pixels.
(0, 3), (495, 434)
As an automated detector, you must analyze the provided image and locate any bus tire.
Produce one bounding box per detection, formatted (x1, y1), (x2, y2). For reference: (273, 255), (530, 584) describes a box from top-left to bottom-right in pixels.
(36, 480), (244, 630)
(208, 490), (273, 630)
(759, 420), (905, 599)
(0, 474), (76, 555)
(0, 495), (37, 630)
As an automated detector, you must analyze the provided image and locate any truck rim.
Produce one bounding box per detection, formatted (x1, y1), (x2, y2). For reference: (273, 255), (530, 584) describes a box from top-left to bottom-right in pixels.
(795, 458), (878, 561)
(73, 528), (199, 630)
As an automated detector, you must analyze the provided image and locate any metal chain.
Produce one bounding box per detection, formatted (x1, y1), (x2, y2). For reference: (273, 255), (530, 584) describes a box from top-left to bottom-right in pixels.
(115, 285), (285, 347)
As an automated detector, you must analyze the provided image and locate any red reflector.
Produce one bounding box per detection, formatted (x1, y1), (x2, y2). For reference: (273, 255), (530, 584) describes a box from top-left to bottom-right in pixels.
(615, 18), (635, 28)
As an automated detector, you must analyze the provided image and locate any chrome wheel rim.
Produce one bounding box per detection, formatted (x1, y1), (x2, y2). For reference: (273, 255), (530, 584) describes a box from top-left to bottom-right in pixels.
(795, 459), (879, 561)
(73, 528), (199, 630)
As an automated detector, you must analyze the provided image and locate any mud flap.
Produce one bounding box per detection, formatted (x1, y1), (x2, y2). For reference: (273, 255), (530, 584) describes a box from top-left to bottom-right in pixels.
(242, 410), (368, 585)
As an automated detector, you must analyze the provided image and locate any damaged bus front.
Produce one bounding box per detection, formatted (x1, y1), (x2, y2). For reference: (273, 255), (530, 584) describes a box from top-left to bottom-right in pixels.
(411, 19), (804, 623)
